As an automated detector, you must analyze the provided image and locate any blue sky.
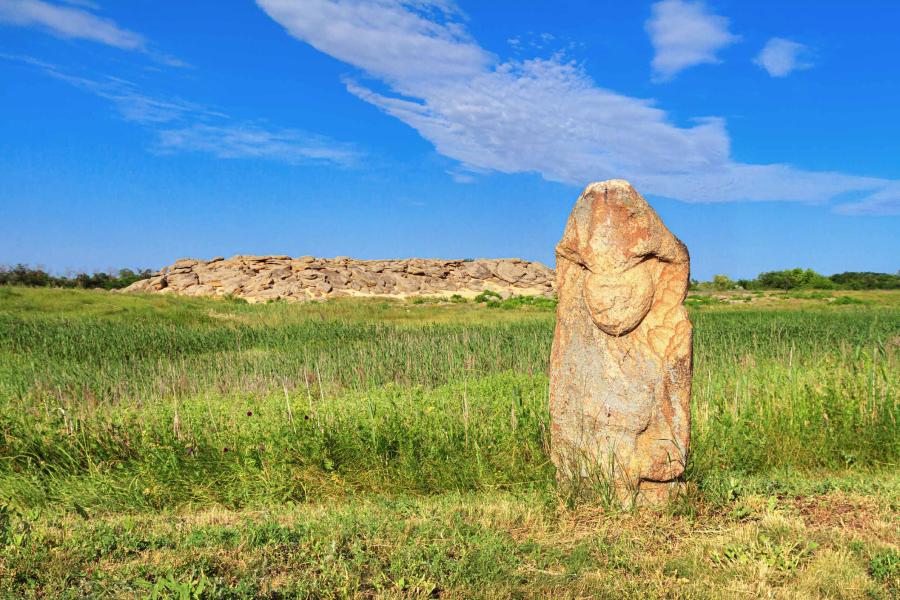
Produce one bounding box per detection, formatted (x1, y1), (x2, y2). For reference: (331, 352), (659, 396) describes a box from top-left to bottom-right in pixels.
(1, 0), (898, 280)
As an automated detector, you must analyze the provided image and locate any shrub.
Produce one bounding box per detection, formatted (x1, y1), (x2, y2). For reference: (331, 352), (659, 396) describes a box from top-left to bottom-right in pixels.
(684, 295), (724, 307)
(474, 290), (503, 303)
(832, 296), (865, 305)
(494, 296), (557, 310)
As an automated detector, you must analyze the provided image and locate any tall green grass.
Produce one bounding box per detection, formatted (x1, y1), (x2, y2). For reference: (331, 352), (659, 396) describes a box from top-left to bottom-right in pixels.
(0, 288), (896, 513)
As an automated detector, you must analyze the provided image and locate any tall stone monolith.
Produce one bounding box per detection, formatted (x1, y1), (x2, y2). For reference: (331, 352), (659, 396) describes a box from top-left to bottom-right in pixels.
(549, 180), (692, 505)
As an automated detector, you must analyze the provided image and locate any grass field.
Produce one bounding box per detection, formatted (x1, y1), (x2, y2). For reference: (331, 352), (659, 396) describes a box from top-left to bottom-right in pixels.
(0, 286), (897, 598)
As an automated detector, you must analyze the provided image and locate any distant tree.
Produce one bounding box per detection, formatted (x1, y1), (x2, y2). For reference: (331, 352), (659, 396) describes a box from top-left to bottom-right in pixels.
(756, 268), (834, 290)
(712, 274), (736, 291)
(756, 269), (799, 290)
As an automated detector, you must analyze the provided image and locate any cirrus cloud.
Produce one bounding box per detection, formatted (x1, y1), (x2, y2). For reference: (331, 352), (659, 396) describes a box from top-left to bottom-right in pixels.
(155, 124), (361, 166)
(0, 0), (144, 49)
(1, 52), (361, 168)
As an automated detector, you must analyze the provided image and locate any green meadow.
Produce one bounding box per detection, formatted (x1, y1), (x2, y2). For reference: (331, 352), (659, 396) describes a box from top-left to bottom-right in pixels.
(0, 286), (897, 598)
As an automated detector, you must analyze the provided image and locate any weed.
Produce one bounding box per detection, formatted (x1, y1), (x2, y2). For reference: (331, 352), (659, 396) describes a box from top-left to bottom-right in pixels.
(869, 548), (899, 588)
(137, 569), (216, 599)
(712, 533), (818, 573)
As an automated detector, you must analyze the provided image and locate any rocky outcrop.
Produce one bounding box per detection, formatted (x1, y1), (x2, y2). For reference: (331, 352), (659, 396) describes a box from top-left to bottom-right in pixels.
(549, 180), (693, 505)
(123, 256), (555, 303)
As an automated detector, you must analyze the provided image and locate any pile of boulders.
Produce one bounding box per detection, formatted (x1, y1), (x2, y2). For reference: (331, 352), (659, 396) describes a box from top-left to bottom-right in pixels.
(123, 256), (555, 303)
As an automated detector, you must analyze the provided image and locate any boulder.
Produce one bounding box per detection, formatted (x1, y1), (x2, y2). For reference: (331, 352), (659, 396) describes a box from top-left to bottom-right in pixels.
(461, 261), (491, 279)
(269, 268), (292, 280)
(166, 272), (199, 288)
(495, 261), (527, 283)
(218, 277), (245, 295)
(173, 258), (200, 269)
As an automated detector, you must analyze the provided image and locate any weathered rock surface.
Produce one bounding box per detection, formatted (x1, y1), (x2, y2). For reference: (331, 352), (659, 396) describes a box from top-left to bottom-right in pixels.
(123, 256), (555, 303)
(549, 180), (692, 505)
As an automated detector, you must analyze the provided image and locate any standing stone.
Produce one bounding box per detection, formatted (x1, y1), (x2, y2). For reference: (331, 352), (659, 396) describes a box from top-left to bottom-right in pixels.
(549, 180), (692, 505)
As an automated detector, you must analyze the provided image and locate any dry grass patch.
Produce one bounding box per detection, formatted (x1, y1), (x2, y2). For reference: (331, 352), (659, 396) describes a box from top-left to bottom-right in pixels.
(790, 492), (890, 535)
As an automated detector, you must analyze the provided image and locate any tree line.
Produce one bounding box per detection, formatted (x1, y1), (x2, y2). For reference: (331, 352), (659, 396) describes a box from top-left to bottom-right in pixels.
(692, 268), (900, 291)
(0, 264), (152, 290)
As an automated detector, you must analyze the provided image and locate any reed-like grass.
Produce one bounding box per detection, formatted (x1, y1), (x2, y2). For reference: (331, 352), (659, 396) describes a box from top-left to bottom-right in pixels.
(1, 287), (898, 598)
(0, 287), (896, 513)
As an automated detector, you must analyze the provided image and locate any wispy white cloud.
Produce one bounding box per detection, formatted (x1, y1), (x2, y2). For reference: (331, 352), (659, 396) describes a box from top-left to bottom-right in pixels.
(155, 124), (360, 166)
(832, 185), (900, 216)
(1, 53), (360, 167)
(446, 169), (476, 184)
(0, 0), (144, 49)
(0, 0), (186, 66)
(0, 53), (213, 122)
(256, 0), (898, 215)
(645, 0), (739, 81)
(59, 0), (100, 9)
(754, 37), (813, 77)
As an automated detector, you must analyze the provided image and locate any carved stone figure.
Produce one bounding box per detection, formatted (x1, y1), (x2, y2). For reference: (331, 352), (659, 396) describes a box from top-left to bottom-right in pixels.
(549, 180), (692, 504)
